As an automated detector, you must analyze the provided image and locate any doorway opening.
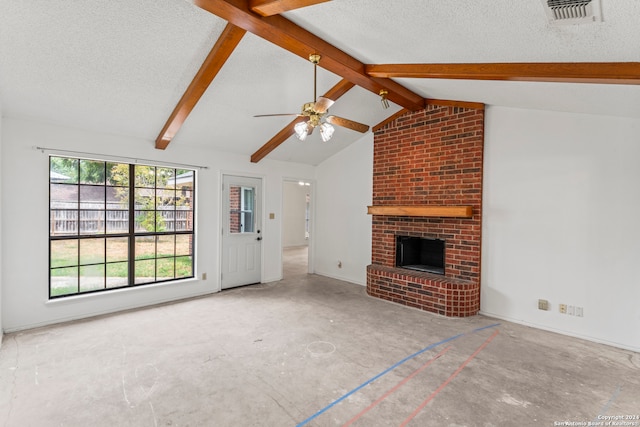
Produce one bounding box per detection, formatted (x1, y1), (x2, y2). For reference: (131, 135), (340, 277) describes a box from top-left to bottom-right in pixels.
(282, 179), (312, 278)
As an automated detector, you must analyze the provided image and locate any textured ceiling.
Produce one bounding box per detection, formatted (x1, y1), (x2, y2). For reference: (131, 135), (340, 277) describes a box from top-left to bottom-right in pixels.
(0, 0), (638, 165)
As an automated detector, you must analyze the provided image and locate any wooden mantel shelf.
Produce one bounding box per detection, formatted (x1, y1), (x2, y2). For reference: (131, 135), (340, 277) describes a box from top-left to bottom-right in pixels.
(367, 205), (473, 218)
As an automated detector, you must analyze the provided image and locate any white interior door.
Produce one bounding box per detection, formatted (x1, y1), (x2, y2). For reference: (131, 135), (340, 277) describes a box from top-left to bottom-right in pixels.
(221, 175), (262, 289)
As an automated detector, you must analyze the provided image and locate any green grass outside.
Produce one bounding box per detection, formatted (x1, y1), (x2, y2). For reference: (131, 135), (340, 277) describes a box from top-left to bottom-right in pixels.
(50, 237), (193, 297)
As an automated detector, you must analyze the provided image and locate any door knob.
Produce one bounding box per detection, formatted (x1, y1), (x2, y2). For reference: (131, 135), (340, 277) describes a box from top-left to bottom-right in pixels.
(256, 237), (262, 241)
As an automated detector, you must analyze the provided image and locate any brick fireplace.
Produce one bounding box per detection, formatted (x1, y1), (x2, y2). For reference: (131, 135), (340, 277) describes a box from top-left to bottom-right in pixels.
(367, 104), (484, 317)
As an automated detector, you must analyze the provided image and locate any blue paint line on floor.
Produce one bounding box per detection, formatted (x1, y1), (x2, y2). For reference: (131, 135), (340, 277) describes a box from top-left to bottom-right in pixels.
(295, 323), (501, 427)
(473, 322), (502, 332)
(593, 384), (622, 423)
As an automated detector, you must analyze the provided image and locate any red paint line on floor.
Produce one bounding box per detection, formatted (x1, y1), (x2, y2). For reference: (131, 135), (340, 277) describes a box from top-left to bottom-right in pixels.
(399, 329), (500, 427)
(342, 346), (452, 427)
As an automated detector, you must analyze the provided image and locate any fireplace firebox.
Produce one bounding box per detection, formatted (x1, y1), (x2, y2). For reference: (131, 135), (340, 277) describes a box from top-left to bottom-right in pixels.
(395, 236), (445, 275)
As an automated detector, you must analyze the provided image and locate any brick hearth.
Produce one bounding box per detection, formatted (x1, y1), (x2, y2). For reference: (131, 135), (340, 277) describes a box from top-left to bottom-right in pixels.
(367, 104), (484, 317)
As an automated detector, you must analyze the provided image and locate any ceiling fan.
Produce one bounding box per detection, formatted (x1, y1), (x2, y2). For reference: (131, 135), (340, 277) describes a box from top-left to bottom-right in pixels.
(254, 54), (370, 142)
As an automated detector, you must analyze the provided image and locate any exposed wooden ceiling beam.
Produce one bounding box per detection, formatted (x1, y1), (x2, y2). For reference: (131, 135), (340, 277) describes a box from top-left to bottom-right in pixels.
(192, 0), (425, 111)
(365, 62), (640, 85)
(155, 23), (246, 149)
(427, 99), (485, 110)
(249, 0), (331, 17)
(372, 109), (408, 133)
(250, 79), (354, 163)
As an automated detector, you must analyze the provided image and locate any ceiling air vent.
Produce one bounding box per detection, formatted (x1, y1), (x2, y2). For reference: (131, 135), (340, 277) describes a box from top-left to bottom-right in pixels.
(542, 0), (602, 25)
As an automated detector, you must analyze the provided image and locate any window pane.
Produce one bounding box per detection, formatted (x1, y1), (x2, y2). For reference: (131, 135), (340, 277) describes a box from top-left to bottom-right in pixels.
(135, 165), (156, 188)
(79, 210), (105, 235)
(50, 157), (78, 184)
(176, 170), (193, 192)
(80, 160), (105, 185)
(157, 168), (175, 189)
(179, 190), (193, 210)
(242, 187), (254, 211)
(106, 163), (129, 187)
(229, 186), (241, 233)
(135, 188), (154, 210)
(50, 210), (78, 236)
(135, 210), (157, 233)
(106, 210), (129, 234)
(80, 238), (105, 265)
(51, 240), (78, 268)
(80, 265), (105, 293)
(176, 256), (193, 278)
(51, 184), (78, 209)
(157, 189), (175, 210)
(161, 211), (175, 232)
(157, 235), (175, 257)
(176, 234), (192, 256)
(135, 259), (155, 284)
(230, 186), (254, 233)
(241, 187), (255, 233)
(107, 186), (128, 210)
(156, 258), (174, 281)
(175, 210), (190, 232)
(242, 212), (254, 233)
(50, 266), (78, 297)
(106, 237), (128, 263)
(135, 236), (155, 260)
(80, 185), (105, 209)
(106, 263), (128, 288)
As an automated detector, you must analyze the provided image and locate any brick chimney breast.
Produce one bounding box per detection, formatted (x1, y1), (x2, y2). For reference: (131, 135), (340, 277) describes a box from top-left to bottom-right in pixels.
(367, 105), (484, 317)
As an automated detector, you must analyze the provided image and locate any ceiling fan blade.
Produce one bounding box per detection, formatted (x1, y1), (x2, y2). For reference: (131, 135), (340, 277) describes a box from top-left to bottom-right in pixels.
(313, 97), (334, 114)
(254, 113), (299, 117)
(325, 116), (370, 133)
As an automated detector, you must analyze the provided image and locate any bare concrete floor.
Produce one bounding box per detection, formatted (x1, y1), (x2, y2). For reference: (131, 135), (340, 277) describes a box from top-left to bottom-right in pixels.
(1, 251), (639, 426)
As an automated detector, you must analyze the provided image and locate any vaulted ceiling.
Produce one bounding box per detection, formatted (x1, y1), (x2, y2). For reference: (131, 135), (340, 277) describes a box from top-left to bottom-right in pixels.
(1, 0), (638, 165)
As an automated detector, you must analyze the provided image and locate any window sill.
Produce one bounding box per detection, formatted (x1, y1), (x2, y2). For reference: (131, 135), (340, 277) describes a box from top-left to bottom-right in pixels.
(45, 277), (200, 305)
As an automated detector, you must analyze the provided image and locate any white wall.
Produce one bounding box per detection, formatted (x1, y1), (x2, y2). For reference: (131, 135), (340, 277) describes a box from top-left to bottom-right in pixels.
(0, 116), (315, 332)
(482, 106), (640, 352)
(0, 112), (3, 342)
(282, 181), (309, 247)
(314, 133), (373, 285)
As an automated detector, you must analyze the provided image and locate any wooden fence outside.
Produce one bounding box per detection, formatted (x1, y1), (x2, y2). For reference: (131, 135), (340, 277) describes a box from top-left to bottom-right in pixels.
(50, 209), (192, 235)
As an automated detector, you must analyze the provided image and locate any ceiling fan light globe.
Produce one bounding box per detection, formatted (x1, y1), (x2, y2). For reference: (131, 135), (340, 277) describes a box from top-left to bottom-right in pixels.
(294, 121), (309, 141)
(319, 122), (335, 142)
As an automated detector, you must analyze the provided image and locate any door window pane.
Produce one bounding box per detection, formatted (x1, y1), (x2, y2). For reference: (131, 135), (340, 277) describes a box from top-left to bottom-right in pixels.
(229, 185), (255, 233)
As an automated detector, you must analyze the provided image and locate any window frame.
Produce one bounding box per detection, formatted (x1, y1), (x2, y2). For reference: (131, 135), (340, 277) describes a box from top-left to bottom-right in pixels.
(48, 156), (196, 299)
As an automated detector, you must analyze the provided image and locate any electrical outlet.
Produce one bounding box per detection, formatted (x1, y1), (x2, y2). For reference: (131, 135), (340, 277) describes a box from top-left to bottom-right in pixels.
(559, 304), (567, 314)
(538, 299), (549, 311)
(575, 307), (583, 317)
(201, 273), (207, 280)
(567, 305), (575, 315)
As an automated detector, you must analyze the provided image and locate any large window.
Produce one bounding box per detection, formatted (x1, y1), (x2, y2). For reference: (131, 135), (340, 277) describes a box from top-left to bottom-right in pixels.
(49, 157), (195, 298)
